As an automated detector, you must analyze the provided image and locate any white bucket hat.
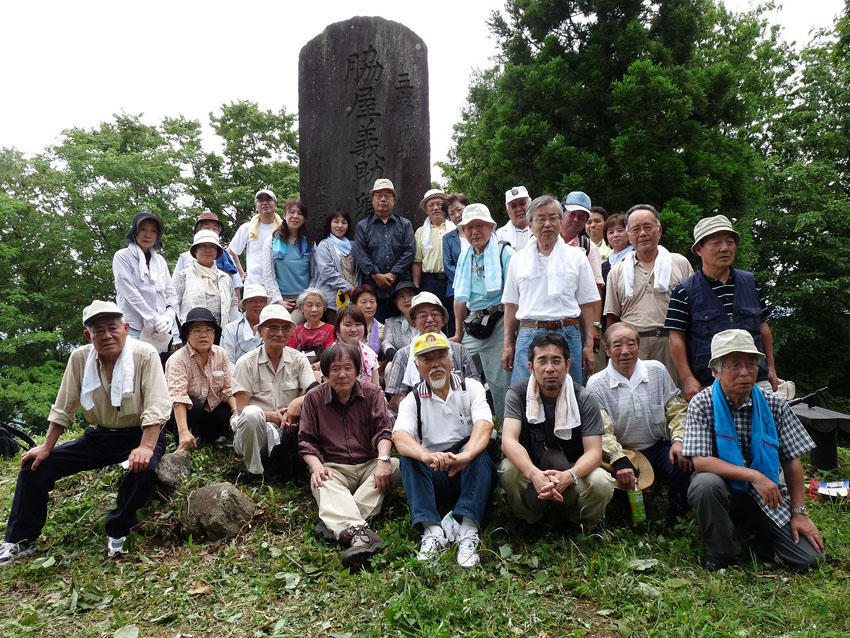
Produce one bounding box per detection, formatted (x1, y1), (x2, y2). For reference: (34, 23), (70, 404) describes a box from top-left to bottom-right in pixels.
(692, 215), (741, 253)
(458, 203), (496, 228)
(709, 329), (765, 370)
(190, 229), (224, 258)
(407, 291), (448, 326)
(242, 283), (269, 301)
(420, 188), (447, 210)
(369, 178), (396, 197)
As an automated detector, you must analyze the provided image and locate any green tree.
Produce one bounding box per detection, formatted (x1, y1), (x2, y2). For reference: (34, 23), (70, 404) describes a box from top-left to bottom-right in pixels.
(441, 0), (792, 256)
(189, 100), (299, 233)
(754, 21), (850, 401)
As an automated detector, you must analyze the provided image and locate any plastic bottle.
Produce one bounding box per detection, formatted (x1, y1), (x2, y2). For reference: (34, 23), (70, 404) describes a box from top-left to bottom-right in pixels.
(628, 488), (646, 524)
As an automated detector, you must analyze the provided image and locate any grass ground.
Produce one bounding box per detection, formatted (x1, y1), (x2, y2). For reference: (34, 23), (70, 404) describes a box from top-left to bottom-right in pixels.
(0, 430), (848, 638)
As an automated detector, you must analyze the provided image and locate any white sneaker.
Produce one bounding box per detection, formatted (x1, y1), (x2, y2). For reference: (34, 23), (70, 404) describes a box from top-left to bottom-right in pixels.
(107, 536), (126, 558)
(456, 531), (481, 568)
(0, 541), (36, 566)
(416, 529), (449, 562)
(440, 511), (461, 544)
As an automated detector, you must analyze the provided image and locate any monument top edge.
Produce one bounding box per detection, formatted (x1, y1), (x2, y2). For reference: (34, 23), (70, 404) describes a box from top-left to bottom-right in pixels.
(302, 15), (426, 47)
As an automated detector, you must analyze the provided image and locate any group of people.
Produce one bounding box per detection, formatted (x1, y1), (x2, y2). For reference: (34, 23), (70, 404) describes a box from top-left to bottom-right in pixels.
(0, 178), (825, 574)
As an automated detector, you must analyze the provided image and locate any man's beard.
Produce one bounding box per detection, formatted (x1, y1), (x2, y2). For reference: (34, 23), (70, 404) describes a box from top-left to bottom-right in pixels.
(428, 369), (448, 389)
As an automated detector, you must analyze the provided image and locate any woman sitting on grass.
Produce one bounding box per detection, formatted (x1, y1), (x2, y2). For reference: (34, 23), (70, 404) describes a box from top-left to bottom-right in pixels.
(334, 305), (380, 385)
(288, 288), (335, 381)
(164, 307), (236, 451)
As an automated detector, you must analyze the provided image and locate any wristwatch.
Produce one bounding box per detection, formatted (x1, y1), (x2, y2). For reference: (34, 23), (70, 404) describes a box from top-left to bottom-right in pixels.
(567, 468), (579, 484)
(791, 506), (809, 517)
(378, 455), (391, 463)
(592, 321), (602, 330)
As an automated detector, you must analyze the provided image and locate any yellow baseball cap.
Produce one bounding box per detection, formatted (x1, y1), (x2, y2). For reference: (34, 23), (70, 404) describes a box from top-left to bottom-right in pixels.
(412, 332), (450, 357)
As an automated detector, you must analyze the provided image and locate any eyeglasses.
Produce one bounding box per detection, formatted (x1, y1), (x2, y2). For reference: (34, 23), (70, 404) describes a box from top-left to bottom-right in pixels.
(262, 325), (291, 334)
(722, 361), (759, 373)
(532, 215), (560, 225)
(628, 224), (660, 235)
(189, 327), (215, 336)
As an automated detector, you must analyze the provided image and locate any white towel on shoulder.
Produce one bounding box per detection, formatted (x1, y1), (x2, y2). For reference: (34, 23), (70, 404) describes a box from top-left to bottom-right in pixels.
(623, 245), (672, 299)
(524, 373), (582, 441)
(80, 338), (137, 410)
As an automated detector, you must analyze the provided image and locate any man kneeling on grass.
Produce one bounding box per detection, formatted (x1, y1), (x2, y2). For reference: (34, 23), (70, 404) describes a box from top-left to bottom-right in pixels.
(499, 332), (615, 532)
(298, 342), (400, 569)
(392, 333), (495, 567)
(684, 329), (825, 571)
(1, 301), (171, 565)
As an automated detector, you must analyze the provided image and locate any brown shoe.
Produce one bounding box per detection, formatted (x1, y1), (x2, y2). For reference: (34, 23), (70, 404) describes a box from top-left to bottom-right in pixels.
(340, 525), (384, 569)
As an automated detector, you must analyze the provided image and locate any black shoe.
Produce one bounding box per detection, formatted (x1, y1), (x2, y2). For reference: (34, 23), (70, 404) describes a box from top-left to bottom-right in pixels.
(701, 555), (730, 572)
(237, 471), (264, 486)
(340, 525), (384, 570)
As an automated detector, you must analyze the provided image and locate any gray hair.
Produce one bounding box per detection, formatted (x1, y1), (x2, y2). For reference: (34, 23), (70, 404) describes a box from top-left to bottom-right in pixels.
(525, 195), (564, 226)
(296, 287), (326, 311)
(624, 204), (660, 228)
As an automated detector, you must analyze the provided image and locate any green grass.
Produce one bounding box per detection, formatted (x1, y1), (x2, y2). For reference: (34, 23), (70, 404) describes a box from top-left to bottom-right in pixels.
(1, 430), (848, 638)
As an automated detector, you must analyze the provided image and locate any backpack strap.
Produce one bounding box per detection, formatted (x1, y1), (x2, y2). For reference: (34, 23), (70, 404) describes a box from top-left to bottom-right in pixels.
(580, 235), (591, 256)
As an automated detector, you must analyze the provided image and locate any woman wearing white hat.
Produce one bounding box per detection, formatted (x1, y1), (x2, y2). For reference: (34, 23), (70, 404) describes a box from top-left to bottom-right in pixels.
(451, 203), (515, 422)
(172, 230), (239, 333)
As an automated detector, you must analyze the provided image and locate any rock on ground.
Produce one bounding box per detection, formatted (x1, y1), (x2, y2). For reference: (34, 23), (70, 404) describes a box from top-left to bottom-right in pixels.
(182, 481), (257, 540)
(156, 450), (191, 488)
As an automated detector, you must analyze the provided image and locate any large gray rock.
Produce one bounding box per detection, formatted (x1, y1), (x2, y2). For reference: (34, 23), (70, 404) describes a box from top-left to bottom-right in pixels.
(182, 482), (257, 540)
(156, 450), (191, 488)
(299, 16), (430, 237)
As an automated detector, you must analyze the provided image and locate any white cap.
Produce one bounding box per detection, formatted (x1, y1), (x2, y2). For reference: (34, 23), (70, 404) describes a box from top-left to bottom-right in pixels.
(242, 284), (269, 301)
(255, 188), (277, 203)
(82, 300), (123, 326)
(505, 185), (530, 206)
(257, 304), (294, 328)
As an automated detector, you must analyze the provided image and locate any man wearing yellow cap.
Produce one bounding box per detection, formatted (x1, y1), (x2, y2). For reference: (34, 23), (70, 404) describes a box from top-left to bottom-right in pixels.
(392, 333), (495, 568)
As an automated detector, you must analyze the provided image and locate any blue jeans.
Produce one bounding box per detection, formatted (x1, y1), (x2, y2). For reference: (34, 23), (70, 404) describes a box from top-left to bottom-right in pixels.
(399, 446), (495, 529)
(511, 323), (583, 386)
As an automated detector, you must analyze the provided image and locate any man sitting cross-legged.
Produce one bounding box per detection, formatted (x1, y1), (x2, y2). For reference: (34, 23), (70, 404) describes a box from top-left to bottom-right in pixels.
(298, 342), (400, 569)
(499, 332), (615, 532)
(392, 333), (495, 568)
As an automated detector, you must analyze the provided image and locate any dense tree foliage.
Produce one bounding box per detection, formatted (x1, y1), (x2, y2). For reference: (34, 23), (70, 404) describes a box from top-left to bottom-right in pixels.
(0, 103), (298, 428)
(443, 0), (849, 401)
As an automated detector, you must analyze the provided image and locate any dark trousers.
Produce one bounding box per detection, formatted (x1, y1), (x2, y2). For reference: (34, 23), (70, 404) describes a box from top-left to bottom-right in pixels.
(5, 426), (167, 543)
(420, 273), (454, 337)
(166, 398), (230, 444)
(639, 440), (692, 514)
(399, 446), (495, 529)
(688, 472), (824, 569)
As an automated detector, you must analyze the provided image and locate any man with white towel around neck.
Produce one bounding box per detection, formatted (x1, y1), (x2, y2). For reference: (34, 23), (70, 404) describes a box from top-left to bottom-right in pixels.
(0, 301), (170, 565)
(604, 204), (693, 387)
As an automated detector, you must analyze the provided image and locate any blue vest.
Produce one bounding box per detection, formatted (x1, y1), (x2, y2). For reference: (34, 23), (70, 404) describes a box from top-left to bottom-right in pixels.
(681, 269), (767, 386)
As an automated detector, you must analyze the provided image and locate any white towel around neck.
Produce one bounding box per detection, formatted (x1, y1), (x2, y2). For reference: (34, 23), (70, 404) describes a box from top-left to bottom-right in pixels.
(524, 373), (582, 440)
(421, 217), (456, 250)
(623, 245), (673, 299)
(80, 338), (137, 410)
(516, 236), (572, 297)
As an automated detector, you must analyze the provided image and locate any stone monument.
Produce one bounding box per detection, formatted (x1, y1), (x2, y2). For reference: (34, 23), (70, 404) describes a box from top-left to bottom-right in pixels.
(299, 17), (430, 237)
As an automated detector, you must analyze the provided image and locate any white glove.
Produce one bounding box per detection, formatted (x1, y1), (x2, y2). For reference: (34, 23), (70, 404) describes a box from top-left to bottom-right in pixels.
(153, 314), (171, 334)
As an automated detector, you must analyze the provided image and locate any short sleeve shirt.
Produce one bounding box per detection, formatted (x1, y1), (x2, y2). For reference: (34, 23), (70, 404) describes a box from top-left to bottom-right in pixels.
(232, 345), (315, 411)
(230, 220), (278, 285)
(164, 343), (233, 411)
(394, 376), (492, 452)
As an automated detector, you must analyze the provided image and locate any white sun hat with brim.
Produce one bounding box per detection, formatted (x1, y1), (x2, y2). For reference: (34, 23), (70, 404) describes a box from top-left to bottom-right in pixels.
(458, 203), (497, 228)
(257, 304), (294, 328)
(708, 329), (765, 370)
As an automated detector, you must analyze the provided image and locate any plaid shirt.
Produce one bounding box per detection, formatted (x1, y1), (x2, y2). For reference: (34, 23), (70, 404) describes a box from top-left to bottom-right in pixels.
(683, 385), (814, 527)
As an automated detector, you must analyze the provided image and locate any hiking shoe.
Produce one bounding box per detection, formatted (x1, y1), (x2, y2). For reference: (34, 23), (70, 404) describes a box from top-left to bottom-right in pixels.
(313, 520), (338, 544)
(0, 541), (36, 566)
(340, 525), (384, 569)
(416, 529), (449, 562)
(456, 530), (481, 568)
(107, 536), (127, 558)
(440, 511), (461, 544)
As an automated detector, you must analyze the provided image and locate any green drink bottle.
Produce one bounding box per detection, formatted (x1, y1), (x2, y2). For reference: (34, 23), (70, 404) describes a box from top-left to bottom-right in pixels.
(628, 488), (646, 524)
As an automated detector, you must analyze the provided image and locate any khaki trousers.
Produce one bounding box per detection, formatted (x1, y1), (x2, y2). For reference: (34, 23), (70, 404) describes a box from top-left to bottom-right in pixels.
(638, 334), (680, 389)
(498, 456), (614, 529)
(312, 458), (401, 539)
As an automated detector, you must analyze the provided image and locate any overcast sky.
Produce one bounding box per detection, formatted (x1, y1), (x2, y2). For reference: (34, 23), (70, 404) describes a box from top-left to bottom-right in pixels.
(0, 0), (842, 183)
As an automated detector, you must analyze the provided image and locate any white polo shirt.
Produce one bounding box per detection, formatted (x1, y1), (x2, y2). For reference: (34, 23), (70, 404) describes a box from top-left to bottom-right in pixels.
(394, 376), (492, 453)
(502, 242), (599, 321)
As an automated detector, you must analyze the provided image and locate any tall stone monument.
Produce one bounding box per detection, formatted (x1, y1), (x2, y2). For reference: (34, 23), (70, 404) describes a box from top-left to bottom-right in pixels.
(299, 17), (430, 237)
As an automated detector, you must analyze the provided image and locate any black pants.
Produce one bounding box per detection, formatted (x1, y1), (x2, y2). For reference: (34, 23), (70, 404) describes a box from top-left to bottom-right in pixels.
(166, 398), (230, 444)
(4, 426), (167, 543)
